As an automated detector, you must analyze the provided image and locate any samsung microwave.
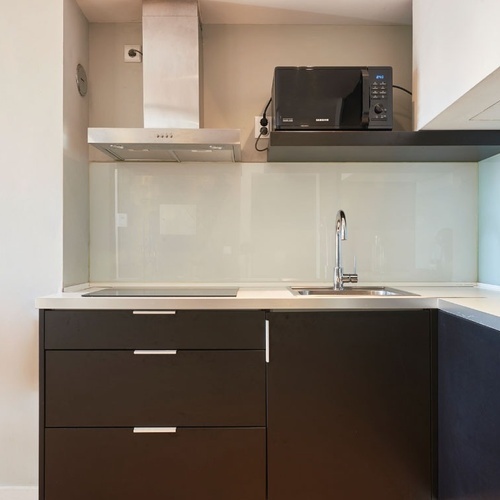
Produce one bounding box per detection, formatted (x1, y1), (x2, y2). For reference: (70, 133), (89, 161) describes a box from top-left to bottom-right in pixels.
(271, 66), (393, 131)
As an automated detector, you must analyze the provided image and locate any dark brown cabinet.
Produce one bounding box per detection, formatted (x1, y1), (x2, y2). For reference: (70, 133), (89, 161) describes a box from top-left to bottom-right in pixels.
(40, 309), (267, 500)
(267, 310), (436, 500)
(40, 307), (435, 500)
(438, 311), (500, 499)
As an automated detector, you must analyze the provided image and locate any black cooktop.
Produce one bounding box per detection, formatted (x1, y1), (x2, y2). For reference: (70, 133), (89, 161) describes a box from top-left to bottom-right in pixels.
(83, 288), (239, 298)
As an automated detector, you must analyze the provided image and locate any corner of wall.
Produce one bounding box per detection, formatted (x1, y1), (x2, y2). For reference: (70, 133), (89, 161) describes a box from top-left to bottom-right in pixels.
(63, 0), (90, 287)
(478, 154), (500, 286)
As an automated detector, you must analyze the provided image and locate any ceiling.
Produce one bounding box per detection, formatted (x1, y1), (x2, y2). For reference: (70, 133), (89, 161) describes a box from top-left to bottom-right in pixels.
(75, 0), (412, 25)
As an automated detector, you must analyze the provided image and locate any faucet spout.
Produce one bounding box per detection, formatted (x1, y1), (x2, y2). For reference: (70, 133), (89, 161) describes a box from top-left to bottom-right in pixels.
(333, 209), (358, 290)
(335, 209), (346, 266)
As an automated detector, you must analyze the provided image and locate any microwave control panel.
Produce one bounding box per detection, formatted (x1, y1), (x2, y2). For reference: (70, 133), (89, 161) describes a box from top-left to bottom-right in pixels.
(368, 68), (393, 129)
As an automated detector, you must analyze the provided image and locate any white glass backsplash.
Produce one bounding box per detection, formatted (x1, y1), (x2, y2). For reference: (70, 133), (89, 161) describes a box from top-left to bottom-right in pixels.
(90, 162), (477, 284)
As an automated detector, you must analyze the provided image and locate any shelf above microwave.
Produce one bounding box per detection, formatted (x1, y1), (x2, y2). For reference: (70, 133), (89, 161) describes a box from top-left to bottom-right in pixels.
(267, 130), (500, 163)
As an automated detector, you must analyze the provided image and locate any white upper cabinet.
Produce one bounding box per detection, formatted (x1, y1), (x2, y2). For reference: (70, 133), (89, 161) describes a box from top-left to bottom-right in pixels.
(413, 0), (500, 130)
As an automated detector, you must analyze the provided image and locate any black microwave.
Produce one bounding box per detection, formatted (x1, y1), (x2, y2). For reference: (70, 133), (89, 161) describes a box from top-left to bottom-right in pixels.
(271, 66), (393, 131)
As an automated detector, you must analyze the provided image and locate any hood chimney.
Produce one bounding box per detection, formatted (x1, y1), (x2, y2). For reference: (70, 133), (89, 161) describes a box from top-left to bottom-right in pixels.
(142, 0), (202, 128)
(88, 0), (241, 162)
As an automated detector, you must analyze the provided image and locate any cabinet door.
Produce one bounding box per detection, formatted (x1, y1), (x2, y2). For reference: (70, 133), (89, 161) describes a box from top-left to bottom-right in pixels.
(45, 427), (266, 500)
(438, 311), (500, 499)
(267, 310), (433, 500)
(45, 350), (265, 427)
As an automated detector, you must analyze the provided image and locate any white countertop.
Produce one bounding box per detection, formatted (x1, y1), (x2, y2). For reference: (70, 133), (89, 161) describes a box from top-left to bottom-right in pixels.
(36, 283), (500, 331)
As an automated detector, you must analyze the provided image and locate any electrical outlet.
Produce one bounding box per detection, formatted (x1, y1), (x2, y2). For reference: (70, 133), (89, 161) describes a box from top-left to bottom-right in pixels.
(124, 45), (142, 63)
(254, 116), (271, 139)
(116, 213), (128, 227)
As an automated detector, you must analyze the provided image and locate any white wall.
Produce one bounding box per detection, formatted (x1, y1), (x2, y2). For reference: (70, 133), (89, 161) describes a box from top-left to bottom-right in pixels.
(63, 0), (90, 287)
(479, 154), (500, 286)
(88, 22), (143, 129)
(0, 0), (64, 496)
(413, 0), (500, 130)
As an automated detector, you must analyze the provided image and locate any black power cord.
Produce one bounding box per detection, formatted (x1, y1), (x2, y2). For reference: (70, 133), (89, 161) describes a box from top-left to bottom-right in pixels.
(393, 85), (412, 95)
(254, 87), (411, 152)
(255, 133), (268, 152)
(255, 97), (272, 152)
(128, 48), (143, 58)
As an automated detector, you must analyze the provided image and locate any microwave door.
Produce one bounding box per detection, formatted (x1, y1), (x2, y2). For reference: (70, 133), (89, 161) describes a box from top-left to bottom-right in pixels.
(308, 97), (343, 130)
(338, 70), (366, 129)
(332, 98), (343, 129)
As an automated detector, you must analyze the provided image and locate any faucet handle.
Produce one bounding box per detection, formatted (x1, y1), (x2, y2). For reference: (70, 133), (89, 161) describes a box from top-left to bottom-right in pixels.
(343, 256), (358, 284)
(343, 273), (358, 284)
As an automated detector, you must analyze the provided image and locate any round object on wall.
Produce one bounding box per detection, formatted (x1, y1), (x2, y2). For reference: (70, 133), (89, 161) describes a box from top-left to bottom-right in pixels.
(76, 63), (88, 97)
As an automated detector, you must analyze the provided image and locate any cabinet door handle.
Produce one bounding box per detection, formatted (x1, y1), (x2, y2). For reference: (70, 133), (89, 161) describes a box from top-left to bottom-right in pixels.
(132, 311), (176, 315)
(133, 350), (177, 355)
(265, 319), (270, 363)
(133, 427), (177, 433)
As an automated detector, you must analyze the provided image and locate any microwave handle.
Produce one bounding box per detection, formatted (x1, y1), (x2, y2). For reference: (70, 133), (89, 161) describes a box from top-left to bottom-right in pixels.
(361, 68), (370, 128)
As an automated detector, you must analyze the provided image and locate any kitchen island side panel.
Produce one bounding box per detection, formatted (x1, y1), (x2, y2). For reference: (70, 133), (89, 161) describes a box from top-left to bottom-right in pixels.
(438, 311), (500, 499)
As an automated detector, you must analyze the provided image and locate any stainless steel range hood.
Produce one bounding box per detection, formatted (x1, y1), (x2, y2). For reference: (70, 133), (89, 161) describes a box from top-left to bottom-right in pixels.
(88, 127), (241, 162)
(88, 0), (241, 162)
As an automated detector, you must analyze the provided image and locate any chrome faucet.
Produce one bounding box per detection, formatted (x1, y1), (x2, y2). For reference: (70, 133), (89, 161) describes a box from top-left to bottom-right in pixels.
(334, 210), (358, 290)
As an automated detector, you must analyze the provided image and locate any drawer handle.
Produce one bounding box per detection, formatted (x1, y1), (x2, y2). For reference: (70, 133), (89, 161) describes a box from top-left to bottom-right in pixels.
(133, 427), (177, 434)
(133, 311), (176, 315)
(133, 350), (177, 355)
(265, 319), (270, 363)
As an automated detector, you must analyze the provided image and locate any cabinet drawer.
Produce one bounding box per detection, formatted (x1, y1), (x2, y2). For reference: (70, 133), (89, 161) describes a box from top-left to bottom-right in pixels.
(45, 350), (265, 427)
(45, 427), (266, 500)
(44, 309), (265, 349)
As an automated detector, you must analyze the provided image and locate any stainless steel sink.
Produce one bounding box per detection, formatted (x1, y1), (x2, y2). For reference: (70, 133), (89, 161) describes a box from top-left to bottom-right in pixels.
(289, 286), (417, 297)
